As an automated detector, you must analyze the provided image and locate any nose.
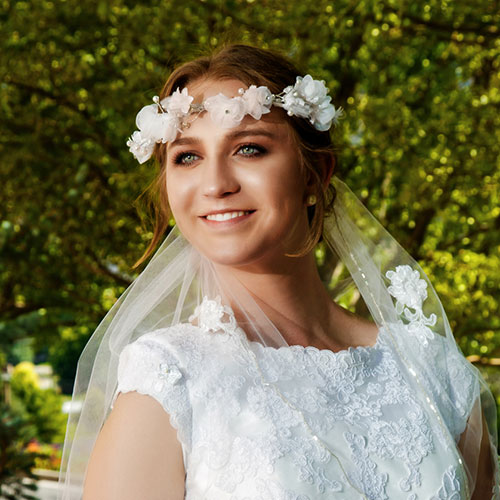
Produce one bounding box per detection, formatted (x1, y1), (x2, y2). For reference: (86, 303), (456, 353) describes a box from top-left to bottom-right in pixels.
(201, 155), (240, 198)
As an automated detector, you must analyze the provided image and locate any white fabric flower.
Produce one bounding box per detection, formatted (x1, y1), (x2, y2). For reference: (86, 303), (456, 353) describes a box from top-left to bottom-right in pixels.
(135, 103), (179, 143)
(310, 99), (335, 131)
(311, 101), (345, 131)
(162, 87), (193, 117)
(128, 98), (180, 162)
(126, 130), (155, 164)
(296, 75), (329, 104)
(282, 75), (338, 131)
(135, 104), (161, 140)
(282, 84), (311, 119)
(241, 85), (273, 120)
(204, 94), (247, 128)
(156, 113), (179, 143)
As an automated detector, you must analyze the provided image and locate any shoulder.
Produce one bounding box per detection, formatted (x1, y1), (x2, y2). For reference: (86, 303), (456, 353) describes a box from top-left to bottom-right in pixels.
(116, 316), (239, 399)
(128, 322), (199, 351)
(120, 322), (206, 368)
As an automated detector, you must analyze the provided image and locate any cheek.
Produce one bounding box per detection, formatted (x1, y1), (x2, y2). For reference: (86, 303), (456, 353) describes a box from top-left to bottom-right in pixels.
(249, 155), (305, 197)
(166, 171), (195, 216)
(264, 166), (306, 211)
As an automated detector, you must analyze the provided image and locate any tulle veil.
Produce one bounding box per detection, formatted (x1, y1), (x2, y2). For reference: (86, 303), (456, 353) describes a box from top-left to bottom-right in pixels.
(57, 175), (499, 499)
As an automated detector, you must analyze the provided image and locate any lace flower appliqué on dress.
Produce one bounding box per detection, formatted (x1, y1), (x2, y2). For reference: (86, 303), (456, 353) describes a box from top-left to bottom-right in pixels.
(189, 295), (239, 335)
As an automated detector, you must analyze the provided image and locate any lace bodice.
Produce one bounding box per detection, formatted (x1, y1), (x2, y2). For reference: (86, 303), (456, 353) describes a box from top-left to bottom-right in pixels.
(115, 297), (477, 499)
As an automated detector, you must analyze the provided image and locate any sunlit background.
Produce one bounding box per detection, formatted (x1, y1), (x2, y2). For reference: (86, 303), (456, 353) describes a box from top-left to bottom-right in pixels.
(1, 0), (499, 497)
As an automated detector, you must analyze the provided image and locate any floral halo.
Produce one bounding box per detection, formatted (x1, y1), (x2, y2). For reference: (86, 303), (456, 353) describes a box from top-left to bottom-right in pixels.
(127, 74), (344, 164)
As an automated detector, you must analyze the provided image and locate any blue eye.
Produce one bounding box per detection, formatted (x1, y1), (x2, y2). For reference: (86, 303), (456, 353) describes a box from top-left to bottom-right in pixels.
(174, 152), (199, 165)
(237, 144), (266, 157)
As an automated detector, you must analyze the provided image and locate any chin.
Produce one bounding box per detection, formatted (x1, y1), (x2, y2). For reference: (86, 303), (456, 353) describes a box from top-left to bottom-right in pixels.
(198, 248), (257, 268)
(194, 241), (276, 269)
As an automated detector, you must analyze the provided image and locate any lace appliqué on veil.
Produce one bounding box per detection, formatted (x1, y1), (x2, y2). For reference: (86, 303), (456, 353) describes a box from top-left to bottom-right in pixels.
(386, 265), (437, 347)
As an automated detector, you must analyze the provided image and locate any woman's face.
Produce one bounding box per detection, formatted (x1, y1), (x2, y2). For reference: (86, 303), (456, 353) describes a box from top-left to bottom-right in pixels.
(165, 78), (313, 269)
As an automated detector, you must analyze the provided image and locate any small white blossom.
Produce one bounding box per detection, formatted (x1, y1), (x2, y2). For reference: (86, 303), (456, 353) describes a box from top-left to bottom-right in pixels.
(189, 296), (237, 334)
(241, 85), (273, 120)
(126, 130), (155, 164)
(158, 362), (182, 385)
(162, 87), (193, 117)
(311, 101), (344, 131)
(204, 94), (247, 128)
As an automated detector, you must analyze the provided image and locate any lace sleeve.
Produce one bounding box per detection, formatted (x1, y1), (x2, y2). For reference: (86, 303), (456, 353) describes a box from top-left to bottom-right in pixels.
(407, 329), (480, 442)
(441, 344), (480, 439)
(113, 330), (193, 454)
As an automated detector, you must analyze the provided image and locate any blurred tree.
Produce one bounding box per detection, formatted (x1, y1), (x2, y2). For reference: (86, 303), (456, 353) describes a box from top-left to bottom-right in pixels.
(0, 0), (498, 392)
(10, 362), (67, 444)
(0, 402), (42, 499)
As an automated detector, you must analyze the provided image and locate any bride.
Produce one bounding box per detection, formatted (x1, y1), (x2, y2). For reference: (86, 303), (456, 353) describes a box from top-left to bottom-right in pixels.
(59, 44), (498, 499)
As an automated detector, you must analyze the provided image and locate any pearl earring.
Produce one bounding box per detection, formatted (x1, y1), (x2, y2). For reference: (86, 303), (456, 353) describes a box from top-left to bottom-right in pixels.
(306, 194), (317, 206)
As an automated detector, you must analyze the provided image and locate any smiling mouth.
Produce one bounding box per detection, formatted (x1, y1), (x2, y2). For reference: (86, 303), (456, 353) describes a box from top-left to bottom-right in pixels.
(205, 210), (254, 221)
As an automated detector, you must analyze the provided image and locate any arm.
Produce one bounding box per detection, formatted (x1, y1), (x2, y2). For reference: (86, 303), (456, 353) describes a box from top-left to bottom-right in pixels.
(459, 410), (496, 500)
(83, 391), (185, 500)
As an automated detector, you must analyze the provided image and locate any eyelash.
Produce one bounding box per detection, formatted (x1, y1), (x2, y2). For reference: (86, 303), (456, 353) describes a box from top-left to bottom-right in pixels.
(173, 143), (267, 165)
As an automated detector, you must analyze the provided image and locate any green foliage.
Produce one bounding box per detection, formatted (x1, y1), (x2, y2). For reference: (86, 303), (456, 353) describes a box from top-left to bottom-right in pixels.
(10, 362), (67, 444)
(0, 0), (498, 386)
(48, 326), (91, 394)
(8, 338), (35, 366)
(0, 402), (42, 500)
(10, 362), (40, 394)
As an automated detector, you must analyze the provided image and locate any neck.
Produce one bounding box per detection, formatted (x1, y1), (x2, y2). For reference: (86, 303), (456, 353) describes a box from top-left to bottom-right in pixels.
(214, 252), (360, 349)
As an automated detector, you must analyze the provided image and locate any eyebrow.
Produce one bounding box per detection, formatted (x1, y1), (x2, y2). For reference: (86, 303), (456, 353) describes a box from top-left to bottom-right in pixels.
(168, 128), (279, 149)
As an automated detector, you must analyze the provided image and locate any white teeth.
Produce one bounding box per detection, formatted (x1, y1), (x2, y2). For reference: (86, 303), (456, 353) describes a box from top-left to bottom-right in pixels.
(206, 211), (249, 221)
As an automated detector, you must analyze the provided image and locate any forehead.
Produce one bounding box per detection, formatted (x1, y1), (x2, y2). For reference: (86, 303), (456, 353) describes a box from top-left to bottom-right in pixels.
(186, 78), (248, 102)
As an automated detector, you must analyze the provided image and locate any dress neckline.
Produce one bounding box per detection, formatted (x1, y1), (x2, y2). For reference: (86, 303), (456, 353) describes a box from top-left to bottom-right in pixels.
(248, 330), (383, 357)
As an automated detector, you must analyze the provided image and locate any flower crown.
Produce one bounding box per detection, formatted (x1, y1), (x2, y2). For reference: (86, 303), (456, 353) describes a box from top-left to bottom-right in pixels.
(127, 74), (344, 164)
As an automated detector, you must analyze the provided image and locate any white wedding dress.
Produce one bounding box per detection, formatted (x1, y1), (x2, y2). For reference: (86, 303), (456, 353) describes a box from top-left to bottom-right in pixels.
(114, 295), (476, 499)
